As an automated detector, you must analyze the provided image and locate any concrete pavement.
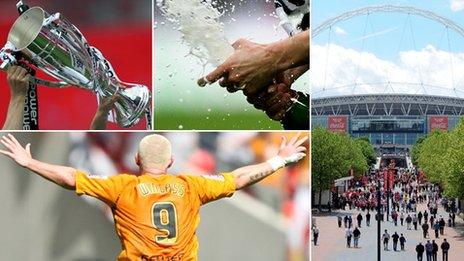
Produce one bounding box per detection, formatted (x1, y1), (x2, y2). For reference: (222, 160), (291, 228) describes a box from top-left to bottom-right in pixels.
(312, 203), (464, 261)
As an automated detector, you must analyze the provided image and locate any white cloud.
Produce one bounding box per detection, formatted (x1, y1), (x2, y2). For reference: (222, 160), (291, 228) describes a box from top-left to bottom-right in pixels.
(334, 26), (347, 36)
(450, 0), (464, 12)
(311, 43), (464, 98)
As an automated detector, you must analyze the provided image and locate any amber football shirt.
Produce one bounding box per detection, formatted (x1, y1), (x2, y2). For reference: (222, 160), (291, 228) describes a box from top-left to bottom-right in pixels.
(75, 171), (236, 260)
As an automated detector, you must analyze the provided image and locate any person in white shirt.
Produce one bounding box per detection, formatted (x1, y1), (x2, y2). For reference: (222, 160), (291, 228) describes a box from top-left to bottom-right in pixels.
(346, 227), (353, 248)
(382, 230), (390, 251)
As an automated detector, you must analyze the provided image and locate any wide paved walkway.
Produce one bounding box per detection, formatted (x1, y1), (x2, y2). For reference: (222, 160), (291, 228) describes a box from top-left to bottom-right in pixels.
(312, 203), (464, 260)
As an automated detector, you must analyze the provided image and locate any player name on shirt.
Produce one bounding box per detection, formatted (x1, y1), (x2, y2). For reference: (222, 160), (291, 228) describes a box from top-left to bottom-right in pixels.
(141, 253), (185, 261)
(137, 182), (186, 198)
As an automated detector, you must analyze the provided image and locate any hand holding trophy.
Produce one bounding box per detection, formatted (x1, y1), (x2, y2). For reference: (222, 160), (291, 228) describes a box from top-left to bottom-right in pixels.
(0, 1), (151, 129)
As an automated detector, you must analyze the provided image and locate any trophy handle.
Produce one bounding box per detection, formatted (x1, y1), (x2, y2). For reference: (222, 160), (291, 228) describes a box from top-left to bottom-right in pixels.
(0, 63), (69, 88)
(31, 77), (69, 88)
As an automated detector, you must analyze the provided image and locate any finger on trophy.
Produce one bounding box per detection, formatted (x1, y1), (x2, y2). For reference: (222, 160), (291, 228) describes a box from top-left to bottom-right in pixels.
(7, 66), (21, 83)
(108, 93), (122, 105)
(99, 93), (122, 111)
(6, 65), (16, 82)
(16, 67), (27, 81)
(22, 73), (33, 84)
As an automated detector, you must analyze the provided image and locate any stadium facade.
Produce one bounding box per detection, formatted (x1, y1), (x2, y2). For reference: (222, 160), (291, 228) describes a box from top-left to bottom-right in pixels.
(312, 94), (464, 153)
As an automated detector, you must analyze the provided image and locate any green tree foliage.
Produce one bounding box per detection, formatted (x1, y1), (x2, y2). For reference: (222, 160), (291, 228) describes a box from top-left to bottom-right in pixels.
(312, 127), (372, 208)
(444, 119), (464, 199)
(414, 118), (464, 199)
(411, 135), (426, 165)
(416, 130), (450, 186)
(355, 137), (377, 166)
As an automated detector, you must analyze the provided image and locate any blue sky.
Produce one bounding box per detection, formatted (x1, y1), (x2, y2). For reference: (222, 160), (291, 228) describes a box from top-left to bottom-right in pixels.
(312, 0), (464, 98)
(313, 0), (464, 60)
(313, 0), (464, 24)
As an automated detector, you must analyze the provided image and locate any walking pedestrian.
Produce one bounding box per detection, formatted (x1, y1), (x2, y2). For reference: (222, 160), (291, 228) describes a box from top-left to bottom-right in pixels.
(392, 211), (398, 226)
(422, 222), (429, 238)
(344, 215), (348, 228)
(439, 218), (445, 235)
(346, 227), (353, 248)
(434, 222), (440, 239)
(337, 216), (342, 228)
(382, 230), (390, 251)
(413, 214), (418, 230)
(366, 211), (371, 226)
(424, 210), (429, 222)
(400, 211), (404, 226)
(357, 213), (363, 228)
(432, 240), (438, 261)
(425, 240), (433, 261)
(400, 234), (406, 251)
(353, 227), (361, 248)
(348, 216), (353, 228)
(392, 232), (400, 251)
(312, 226), (319, 246)
(416, 242), (425, 261)
(441, 238), (450, 261)
(418, 211), (423, 224)
(406, 215), (413, 230)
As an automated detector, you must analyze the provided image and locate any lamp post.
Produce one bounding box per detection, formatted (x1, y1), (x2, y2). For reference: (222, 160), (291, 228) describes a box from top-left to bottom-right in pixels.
(386, 161), (397, 222)
(386, 170), (390, 222)
(377, 179), (381, 261)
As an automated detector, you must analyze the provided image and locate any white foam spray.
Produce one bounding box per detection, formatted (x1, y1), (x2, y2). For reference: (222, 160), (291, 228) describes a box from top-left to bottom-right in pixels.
(156, 0), (234, 67)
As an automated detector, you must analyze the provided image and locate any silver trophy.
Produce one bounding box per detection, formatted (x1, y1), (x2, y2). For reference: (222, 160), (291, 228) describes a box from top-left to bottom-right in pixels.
(0, 1), (151, 128)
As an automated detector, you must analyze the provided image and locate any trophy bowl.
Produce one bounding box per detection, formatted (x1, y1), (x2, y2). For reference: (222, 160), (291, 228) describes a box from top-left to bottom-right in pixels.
(4, 6), (151, 128)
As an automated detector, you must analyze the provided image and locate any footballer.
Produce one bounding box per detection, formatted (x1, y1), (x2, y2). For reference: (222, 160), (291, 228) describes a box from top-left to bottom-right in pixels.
(0, 133), (307, 260)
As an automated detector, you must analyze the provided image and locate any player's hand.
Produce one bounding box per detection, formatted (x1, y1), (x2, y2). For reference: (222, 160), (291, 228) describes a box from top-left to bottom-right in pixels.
(7, 65), (30, 97)
(246, 83), (297, 121)
(275, 64), (309, 87)
(90, 94), (121, 130)
(97, 93), (121, 115)
(0, 134), (32, 167)
(198, 38), (284, 95)
(245, 64), (308, 121)
(277, 132), (307, 164)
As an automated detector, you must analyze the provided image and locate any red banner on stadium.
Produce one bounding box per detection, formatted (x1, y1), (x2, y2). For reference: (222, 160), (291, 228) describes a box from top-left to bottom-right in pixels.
(328, 116), (348, 133)
(429, 116), (448, 131)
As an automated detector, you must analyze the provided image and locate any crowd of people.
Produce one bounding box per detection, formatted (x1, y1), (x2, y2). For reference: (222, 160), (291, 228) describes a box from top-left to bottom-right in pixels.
(313, 161), (461, 261)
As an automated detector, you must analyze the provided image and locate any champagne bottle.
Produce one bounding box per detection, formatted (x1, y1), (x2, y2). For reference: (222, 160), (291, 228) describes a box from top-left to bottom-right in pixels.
(282, 91), (309, 130)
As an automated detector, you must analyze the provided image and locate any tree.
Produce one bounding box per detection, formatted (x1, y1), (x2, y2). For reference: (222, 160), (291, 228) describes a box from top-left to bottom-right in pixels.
(355, 137), (377, 166)
(416, 130), (450, 186)
(443, 118), (464, 199)
(414, 117), (464, 199)
(411, 135), (426, 165)
(312, 128), (371, 209)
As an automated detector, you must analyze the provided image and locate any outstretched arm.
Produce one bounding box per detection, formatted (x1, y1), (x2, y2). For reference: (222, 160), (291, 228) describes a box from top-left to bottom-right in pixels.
(0, 134), (76, 189)
(232, 133), (307, 190)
